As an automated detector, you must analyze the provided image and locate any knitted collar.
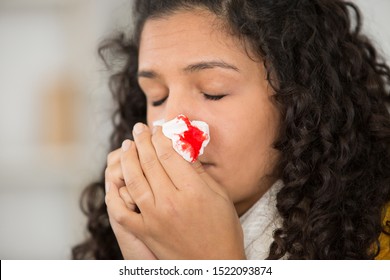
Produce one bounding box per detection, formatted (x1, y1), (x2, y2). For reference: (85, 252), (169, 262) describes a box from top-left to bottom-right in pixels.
(239, 180), (283, 259)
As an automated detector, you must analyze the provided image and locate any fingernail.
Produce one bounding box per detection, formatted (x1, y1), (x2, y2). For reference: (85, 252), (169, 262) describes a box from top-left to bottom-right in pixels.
(105, 182), (111, 193)
(122, 139), (131, 152)
(133, 123), (145, 135)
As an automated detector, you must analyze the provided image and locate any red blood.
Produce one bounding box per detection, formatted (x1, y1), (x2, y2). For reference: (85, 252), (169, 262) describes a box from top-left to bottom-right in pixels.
(177, 115), (208, 162)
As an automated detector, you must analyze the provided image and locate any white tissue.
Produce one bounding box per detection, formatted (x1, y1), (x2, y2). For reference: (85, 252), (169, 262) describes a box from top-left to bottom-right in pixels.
(153, 115), (210, 162)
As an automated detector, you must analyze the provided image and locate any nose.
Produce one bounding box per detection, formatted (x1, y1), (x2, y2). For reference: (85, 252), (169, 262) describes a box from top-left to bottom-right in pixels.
(163, 91), (196, 121)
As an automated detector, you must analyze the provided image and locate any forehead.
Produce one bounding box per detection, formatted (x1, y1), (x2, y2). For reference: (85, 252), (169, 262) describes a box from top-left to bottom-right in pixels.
(138, 10), (250, 69)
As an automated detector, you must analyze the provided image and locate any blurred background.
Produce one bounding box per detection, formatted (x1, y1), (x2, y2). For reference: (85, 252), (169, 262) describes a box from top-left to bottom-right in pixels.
(0, 0), (389, 259)
(0, 0), (132, 259)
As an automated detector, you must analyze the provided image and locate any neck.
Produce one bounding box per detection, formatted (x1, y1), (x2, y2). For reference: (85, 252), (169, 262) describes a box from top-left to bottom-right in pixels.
(235, 177), (279, 217)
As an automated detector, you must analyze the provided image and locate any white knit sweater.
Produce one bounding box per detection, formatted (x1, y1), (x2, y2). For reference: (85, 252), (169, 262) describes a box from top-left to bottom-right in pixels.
(239, 180), (283, 259)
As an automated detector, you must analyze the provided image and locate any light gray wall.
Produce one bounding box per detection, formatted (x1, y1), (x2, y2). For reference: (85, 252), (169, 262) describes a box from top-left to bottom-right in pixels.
(354, 0), (390, 60)
(0, 0), (130, 259)
(0, 0), (389, 259)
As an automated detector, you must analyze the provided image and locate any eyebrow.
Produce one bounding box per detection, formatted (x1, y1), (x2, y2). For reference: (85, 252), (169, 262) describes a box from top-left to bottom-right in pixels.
(137, 60), (240, 79)
(183, 60), (240, 73)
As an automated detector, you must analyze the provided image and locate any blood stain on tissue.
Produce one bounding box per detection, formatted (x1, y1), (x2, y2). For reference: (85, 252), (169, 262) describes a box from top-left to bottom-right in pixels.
(178, 115), (208, 162)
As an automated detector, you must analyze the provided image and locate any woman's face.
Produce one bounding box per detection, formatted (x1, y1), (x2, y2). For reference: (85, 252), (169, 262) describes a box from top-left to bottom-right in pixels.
(138, 9), (281, 215)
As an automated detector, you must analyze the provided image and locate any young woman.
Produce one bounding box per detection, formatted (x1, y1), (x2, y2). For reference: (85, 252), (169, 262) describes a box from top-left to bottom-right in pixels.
(73, 0), (390, 259)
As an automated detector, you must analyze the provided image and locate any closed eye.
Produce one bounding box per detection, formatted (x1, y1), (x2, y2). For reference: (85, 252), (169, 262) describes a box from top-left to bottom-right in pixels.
(151, 93), (225, 106)
(151, 96), (168, 107)
(203, 93), (227, 101)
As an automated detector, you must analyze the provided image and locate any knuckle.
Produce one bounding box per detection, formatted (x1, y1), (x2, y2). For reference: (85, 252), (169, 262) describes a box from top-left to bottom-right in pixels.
(105, 193), (118, 209)
(137, 192), (152, 207)
(107, 149), (119, 164)
(140, 156), (157, 171)
(118, 186), (127, 196)
(112, 211), (129, 225)
(126, 175), (144, 191)
(161, 199), (178, 218)
(105, 165), (119, 181)
(158, 150), (174, 162)
(105, 168), (124, 187)
(120, 153), (134, 169)
(105, 193), (111, 206)
(104, 167), (112, 180)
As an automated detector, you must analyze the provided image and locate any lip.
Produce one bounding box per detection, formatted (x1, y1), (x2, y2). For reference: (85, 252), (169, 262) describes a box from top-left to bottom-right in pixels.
(200, 162), (215, 167)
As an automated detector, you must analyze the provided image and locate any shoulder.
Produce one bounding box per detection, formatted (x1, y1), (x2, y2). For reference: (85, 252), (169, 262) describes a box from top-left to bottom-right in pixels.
(375, 202), (390, 260)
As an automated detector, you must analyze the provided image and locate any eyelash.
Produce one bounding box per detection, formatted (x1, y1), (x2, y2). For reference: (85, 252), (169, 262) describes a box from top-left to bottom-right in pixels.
(151, 93), (226, 107)
(152, 96), (168, 107)
(203, 93), (227, 101)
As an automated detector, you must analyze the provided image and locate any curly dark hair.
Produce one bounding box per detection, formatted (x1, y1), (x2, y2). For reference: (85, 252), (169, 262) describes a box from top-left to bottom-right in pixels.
(72, 0), (390, 259)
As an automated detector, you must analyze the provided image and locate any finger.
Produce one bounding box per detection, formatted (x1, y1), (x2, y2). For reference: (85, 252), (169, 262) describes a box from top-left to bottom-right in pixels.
(132, 123), (176, 194)
(107, 148), (122, 165)
(151, 126), (208, 191)
(105, 162), (125, 188)
(119, 186), (136, 211)
(189, 159), (228, 197)
(120, 139), (155, 212)
(105, 182), (143, 234)
(189, 160), (215, 185)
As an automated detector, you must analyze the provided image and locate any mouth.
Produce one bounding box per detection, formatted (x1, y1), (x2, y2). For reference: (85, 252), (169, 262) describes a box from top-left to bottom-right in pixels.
(200, 162), (215, 168)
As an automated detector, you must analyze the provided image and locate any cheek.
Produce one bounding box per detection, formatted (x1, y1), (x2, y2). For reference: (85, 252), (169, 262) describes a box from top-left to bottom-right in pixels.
(212, 112), (280, 178)
(146, 107), (153, 126)
(217, 131), (280, 203)
(215, 116), (268, 154)
(146, 108), (163, 127)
